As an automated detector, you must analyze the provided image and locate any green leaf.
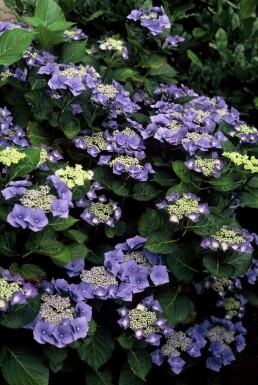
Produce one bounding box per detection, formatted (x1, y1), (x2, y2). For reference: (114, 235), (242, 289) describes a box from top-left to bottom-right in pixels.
(1, 348), (49, 385)
(25, 227), (65, 257)
(147, 63), (178, 82)
(138, 208), (172, 237)
(0, 29), (34, 66)
(48, 21), (74, 31)
(85, 10), (108, 22)
(152, 168), (176, 186)
(35, 0), (65, 25)
(172, 160), (200, 185)
(239, 0), (256, 20)
(239, 191), (258, 208)
(145, 229), (177, 254)
(105, 221), (126, 238)
(70, 243), (89, 259)
(166, 244), (197, 282)
(215, 28), (228, 51)
(0, 295), (41, 329)
(247, 175), (258, 188)
(113, 68), (140, 82)
(192, 27), (205, 37)
(36, 25), (65, 49)
(27, 121), (50, 146)
(61, 41), (87, 64)
(111, 180), (131, 196)
(0, 232), (16, 257)
(143, 78), (159, 97)
(43, 345), (68, 373)
(78, 328), (115, 370)
(132, 182), (161, 201)
(48, 216), (79, 231)
(72, 180), (91, 200)
(208, 174), (242, 192)
(187, 49), (203, 69)
(50, 245), (72, 266)
(127, 350), (151, 381)
(24, 16), (45, 28)
(9, 263), (46, 282)
(224, 252), (252, 276)
(65, 229), (89, 244)
(119, 364), (145, 385)
(85, 368), (114, 385)
(117, 331), (135, 350)
(8, 148), (41, 181)
(186, 208), (226, 236)
(203, 255), (235, 278)
(140, 54), (166, 68)
(157, 289), (196, 325)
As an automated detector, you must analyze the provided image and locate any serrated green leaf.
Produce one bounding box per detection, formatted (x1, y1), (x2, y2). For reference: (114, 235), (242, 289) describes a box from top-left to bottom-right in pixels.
(85, 368), (114, 385)
(239, 0), (256, 20)
(172, 160), (200, 185)
(0, 29), (34, 66)
(208, 174), (242, 192)
(166, 244), (197, 282)
(105, 221), (126, 238)
(48, 21), (74, 31)
(157, 288), (196, 325)
(24, 16), (45, 28)
(117, 331), (135, 350)
(0, 232), (16, 257)
(1, 348), (49, 385)
(239, 191), (258, 208)
(119, 364), (145, 385)
(78, 328), (115, 370)
(72, 180), (91, 200)
(127, 350), (151, 381)
(25, 227), (65, 257)
(138, 209), (169, 237)
(27, 121), (50, 146)
(65, 229), (89, 244)
(61, 41), (87, 64)
(50, 245), (72, 266)
(0, 295), (41, 329)
(8, 148), (41, 181)
(186, 208), (226, 236)
(147, 63), (178, 82)
(35, 0), (65, 25)
(37, 25), (65, 49)
(9, 263), (46, 282)
(48, 216), (78, 231)
(132, 182), (161, 201)
(203, 255), (235, 278)
(140, 54), (166, 68)
(224, 252), (252, 276)
(43, 345), (68, 373)
(152, 168), (176, 186)
(113, 68), (140, 82)
(70, 243), (89, 259)
(111, 180), (131, 196)
(145, 229), (177, 254)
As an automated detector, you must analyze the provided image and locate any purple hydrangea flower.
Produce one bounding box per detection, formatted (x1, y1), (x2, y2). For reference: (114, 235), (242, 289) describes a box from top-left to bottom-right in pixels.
(127, 6), (171, 36)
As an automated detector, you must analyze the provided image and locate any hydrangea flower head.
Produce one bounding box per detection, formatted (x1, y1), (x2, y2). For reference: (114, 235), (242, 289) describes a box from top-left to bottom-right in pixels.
(104, 236), (169, 291)
(157, 192), (209, 223)
(201, 226), (254, 253)
(29, 281), (92, 348)
(0, 270), (38, 312)
(127, 6), (171, 36)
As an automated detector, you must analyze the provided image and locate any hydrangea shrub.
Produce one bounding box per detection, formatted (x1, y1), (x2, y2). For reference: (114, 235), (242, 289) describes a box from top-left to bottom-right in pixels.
(0, 1), (258, 384)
